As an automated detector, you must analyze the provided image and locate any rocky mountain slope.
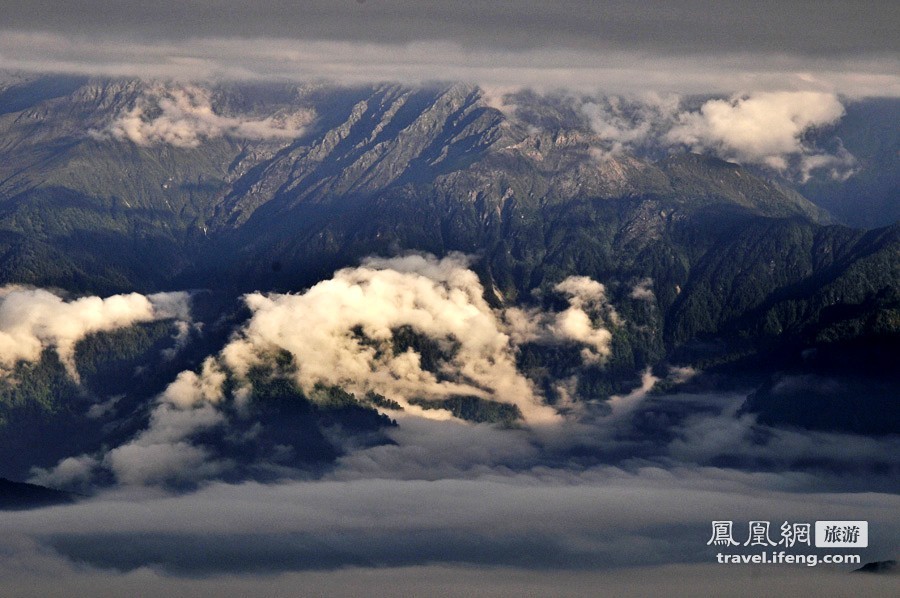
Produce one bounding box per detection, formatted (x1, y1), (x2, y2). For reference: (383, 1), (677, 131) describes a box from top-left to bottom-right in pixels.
(0, 75), (895, 483)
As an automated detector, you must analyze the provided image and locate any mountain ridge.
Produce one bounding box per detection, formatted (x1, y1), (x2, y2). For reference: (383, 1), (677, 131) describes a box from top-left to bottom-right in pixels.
(0, 75), (895, 479)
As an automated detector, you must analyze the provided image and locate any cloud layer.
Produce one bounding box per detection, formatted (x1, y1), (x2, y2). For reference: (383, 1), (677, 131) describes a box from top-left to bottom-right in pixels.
(87, 84), (860, 181)
(1, 32), (897, 97)
(4, 463), (899, 592)
(29, 252), (900, 491)
(3, 1), (897, 57)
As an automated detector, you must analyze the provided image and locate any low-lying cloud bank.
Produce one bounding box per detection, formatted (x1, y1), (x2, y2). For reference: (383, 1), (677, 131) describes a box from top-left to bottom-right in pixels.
(1, 562), (897, 598)
(17, 394), (900, 585)
(0, 286), (191, 379)
(3, 466), (898, 586)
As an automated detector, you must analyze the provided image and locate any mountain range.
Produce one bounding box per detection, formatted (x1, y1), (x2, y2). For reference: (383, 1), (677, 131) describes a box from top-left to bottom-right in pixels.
(0, 74), (896, 485)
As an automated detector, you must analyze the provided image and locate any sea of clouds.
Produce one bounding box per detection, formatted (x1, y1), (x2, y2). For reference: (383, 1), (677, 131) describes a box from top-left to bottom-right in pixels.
(0, 256), (892, 598)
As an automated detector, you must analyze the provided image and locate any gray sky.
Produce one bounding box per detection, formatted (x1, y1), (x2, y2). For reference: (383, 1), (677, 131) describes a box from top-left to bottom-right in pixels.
(0, 2), (898, 95)
(3, 1), (898, 55)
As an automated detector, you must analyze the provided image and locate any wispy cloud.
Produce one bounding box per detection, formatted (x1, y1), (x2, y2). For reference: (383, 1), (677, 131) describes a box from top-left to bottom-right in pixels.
(93, 85), (313, 147)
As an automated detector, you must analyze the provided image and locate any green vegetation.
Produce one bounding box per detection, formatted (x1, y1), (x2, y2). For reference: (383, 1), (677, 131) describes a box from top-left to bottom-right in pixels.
(0, 350), (77, 424)
(409, 395), (522, 426)
(363, 391), (404, 411)
(75, 321), (178, 395)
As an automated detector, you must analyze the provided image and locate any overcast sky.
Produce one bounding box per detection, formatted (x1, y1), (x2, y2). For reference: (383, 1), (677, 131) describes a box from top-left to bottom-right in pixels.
(2, 1), (897, 55)
(1, 1), (898, 94)
(0, 0), (900, 96)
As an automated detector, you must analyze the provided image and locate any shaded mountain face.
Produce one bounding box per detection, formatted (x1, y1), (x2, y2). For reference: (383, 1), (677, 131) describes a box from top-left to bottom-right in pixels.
(799, 98), (900, 229)
(0, 75), (896, 485)
(0, 477), (76, 510)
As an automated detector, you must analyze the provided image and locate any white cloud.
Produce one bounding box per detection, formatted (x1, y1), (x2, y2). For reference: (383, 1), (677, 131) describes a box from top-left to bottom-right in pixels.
(101, 85), (314, 148)
(505, 276), (619, 365)
(110, 257), (619, 482)
(52, 359), (230, 488)
(667, 366), (697, 385)
(550, 277), (618, 363)
(0, 286), (191, 379)
(606, 369), (657, 419)
(103, 440), (223, 487)
(665, 91), (853, 173)
(796, 143), (858, 183)
(578, 91), (857, 179)
(218, 253), (567, 424)
(103, 402), (228, 486)
(30, 255), (628, 488)
(582, 94), (681, 159)
(28, 455), (98, 492)
(629, 278), (655, 301)
(159, 357), (227, 409)
(479, 86), (521, 119)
